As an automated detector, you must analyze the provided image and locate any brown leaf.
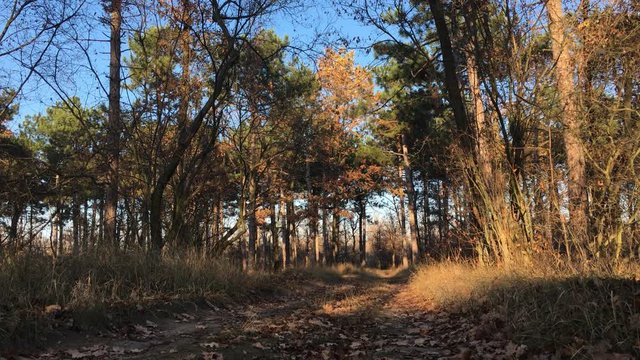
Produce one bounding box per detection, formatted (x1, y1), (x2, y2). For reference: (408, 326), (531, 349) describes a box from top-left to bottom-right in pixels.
(44, 304), (62, 315)
(145, 320), (158, 328)
(65, 349), (89, 359)
(253, 342), (268, 350)
(414, 338), (426, 347)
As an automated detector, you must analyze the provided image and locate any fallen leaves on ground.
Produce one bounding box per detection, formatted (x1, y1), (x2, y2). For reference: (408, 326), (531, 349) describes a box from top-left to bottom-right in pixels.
(23, 271), (636, 360)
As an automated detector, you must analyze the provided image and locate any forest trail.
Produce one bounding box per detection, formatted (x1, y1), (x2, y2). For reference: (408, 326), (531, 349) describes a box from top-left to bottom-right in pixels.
(29, 269), (479, 360)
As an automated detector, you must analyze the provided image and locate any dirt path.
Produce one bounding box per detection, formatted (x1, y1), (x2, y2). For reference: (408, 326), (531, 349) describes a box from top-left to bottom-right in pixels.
(27, 270), (480, 360)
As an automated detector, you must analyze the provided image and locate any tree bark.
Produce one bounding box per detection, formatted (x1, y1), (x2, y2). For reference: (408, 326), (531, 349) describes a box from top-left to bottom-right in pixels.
(286, 200), (293, 266)
(247, 172), (258, 270)
(546, 0), (588, 245)
(270, 197), (278, 270)
(279, 189), (291, 269)
(8, 203), (22, 247)
(359, 198), (368, 266)
(104, 0), (122, 251)
(402, 134), (420, 262)
(398, 165), (410, 267)
(322, 206), (329, 265)
(427, 0), (471, 143)
(466, 48), (492, 184)
(331, 208), (339, 264)
(306, 160), (320, 265)
(72, 192), (80, 255)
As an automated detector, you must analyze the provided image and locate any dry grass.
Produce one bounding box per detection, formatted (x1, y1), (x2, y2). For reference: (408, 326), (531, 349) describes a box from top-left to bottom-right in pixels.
(288, 263), (364, 283)
(0, 250), (275, 346)
(408, 257), (640, 355)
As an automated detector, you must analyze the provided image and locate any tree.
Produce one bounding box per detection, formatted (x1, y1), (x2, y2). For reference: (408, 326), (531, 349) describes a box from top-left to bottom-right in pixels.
(546, 0), (588, 246)
(315, 48), (378, 265)
(104, 0), (123, 250)
(147, 0), (282, 253)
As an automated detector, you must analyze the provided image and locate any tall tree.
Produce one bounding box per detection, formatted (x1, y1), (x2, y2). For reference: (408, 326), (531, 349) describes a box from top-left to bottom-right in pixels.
(104, 0), (122, 250)
(546, 0), (588, 245)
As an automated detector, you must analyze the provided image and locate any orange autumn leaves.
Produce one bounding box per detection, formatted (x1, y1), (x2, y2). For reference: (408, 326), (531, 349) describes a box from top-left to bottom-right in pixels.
(317, 48), (376, 132)
(315, 48), (383, 198)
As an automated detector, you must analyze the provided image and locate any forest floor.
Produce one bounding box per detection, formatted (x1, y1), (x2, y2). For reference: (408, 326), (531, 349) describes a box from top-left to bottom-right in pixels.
(15, 268), (517, 360)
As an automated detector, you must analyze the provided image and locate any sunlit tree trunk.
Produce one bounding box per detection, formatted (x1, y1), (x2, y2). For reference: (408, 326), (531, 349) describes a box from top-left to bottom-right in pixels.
(466, 48), (492, 186)
(398, 165), (410, 267)
(546, 0), (588, 246)
(402, 134), (420, 262)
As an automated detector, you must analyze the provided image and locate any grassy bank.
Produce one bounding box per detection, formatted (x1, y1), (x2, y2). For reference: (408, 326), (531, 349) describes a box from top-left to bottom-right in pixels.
(408, 258), (640, 356)
(0, 251), (276, 346)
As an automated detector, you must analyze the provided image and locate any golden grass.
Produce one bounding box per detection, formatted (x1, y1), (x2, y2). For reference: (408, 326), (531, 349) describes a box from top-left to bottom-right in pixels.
(0, 250), (275, 345)
(408, 256), (640, 354)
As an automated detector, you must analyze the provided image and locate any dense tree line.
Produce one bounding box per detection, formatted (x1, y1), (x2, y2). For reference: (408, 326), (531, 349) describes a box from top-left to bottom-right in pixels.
(1, 0), (639, 269)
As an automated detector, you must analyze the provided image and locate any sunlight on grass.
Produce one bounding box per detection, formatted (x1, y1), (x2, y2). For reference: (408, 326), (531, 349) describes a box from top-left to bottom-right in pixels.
(408, 257), (640, 354)
(0, 250), (275, 345)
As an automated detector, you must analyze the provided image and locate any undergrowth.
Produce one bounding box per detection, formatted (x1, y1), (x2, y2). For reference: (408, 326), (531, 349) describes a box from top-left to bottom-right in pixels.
(0, 250), (274, 346)
(409, 257), (640, 356)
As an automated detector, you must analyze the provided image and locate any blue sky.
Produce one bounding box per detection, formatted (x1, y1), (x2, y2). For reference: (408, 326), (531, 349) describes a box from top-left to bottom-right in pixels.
(4, 1), (380, 130)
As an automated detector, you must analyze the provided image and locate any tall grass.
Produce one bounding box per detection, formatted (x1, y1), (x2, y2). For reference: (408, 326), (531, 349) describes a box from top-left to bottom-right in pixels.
(0, 250), (274, 345)
(409, 257), (640, 355)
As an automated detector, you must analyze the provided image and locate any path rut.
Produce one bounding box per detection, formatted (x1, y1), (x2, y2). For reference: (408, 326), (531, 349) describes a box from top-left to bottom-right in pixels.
(27, 270), (481, 360)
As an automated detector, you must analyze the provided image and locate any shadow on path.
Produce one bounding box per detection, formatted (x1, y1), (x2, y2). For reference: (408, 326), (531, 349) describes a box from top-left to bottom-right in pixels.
(29, 268), (473, 360)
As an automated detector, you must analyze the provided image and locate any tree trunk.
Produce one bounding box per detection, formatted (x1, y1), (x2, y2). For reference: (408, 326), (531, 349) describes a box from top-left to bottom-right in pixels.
(398, 165), (410, 267)
(90, 199), (97, 250)
(270, 197), (278, 270)
(8, 203), (22, 248)
(57, 205), (64, 255)
(286, 200), (293, 266)
(427, 0), (471, 143)
(72, 192), (80, 255)
(279, 189), (291, 269)
(466, 48), (492, 185)
(322, 206), (329, 265)
(546, 0), (588, 245)
(82, 200), (89, 253)
(421, 172), (432, 253)
(140, 199), (149, 249)
(306, 160), (319, 265)
(359, 198), (369, 266)
(247, 172), (258, 270)
(441, 181), (449, 244)
(169, 176), (191, 248)
(402, 134), (421, 262)
(331, 208), (339, 264)
(104, 0), (122, 251)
